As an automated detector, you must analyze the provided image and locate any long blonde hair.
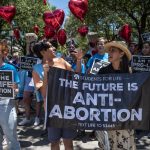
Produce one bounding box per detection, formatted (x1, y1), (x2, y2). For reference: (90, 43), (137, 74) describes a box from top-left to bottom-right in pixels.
(0, 40), (9, 60)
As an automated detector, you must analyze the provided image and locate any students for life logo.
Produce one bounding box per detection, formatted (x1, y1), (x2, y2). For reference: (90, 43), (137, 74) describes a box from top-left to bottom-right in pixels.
(74, 74), (80, 80)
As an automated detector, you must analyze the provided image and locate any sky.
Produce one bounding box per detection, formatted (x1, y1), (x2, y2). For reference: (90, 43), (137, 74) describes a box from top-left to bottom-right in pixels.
(48, 0), (69, 16)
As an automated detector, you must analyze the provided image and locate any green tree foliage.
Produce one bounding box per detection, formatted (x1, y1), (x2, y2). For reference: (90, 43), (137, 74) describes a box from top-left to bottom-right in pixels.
(64, 15), (88, 53)
(65, 0), (150, 48)
(86, 0), (150, 46)
(0, 0), (50, 34)
(0, 0), (54, 53)
(64, 14), (82, 37)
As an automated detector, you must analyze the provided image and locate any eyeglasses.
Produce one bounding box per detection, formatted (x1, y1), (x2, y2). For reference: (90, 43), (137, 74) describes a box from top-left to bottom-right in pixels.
(66, 40), (78, 48)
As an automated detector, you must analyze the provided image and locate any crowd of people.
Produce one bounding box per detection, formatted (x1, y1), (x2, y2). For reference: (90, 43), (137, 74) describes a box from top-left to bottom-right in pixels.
(0, 32), (150, 150)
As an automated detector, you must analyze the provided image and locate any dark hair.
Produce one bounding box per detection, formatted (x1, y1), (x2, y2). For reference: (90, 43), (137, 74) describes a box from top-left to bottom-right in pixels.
(89, 42), (96, 48)
(29, 41), (36, 55)
(128, 42), (137, 46)
(33, 41), (51, 59)
(66, 39), (78, 48)
(143, 41), (150, 47)
(48, 39), (58, 49)
(120, 54), (130, 73)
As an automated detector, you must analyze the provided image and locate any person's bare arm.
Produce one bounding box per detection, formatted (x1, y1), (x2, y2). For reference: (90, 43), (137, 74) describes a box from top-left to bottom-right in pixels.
(71, 49), (83, 73)
(64, 59), (73, 71)
(41, 61), (49, 101)
(32, 71), (43, 90)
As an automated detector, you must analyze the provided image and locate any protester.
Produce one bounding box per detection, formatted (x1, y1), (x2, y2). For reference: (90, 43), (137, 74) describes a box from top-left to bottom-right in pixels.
(28, 41), (43, 126)
(32, 40), (82, 150)
(86, 37), (108, 73)
(15, 69), (26, 114)
(10, 52), (20, 67)
(65, 38), (78, 65)
(142, 41), (150, 138)
(18, 33), (41, 126)
(0, 40), (20, 150)
(128, 42), (138, 55)
(18, 42), (36, 125)
(86, 32), (99, 56)
(98, 41), (136, 150)
(66, 39), (86, 74)
(33, 38), (58, 126)
(142, 42), (150, 56)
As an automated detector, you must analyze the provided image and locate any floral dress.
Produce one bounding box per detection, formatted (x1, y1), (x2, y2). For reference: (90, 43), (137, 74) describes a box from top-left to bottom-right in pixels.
(97, 130), (136, 150)
(97, 65), (136, 150)
(107, 130), (136, 150)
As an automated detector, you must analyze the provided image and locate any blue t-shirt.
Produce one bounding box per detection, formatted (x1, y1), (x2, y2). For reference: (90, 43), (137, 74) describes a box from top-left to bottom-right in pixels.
(0, 63), (19, 83)
(33, 63), (44, 80)
(86, 53), (108, 69)
(0, 63), (20, 104)
(72, 63), (86, 74)
(33, 63), (44, 101)
(17, 70), (26, 98)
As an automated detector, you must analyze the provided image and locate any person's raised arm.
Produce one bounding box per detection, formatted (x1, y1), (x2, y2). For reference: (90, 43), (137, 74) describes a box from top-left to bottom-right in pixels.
(71, 49), (83, 73)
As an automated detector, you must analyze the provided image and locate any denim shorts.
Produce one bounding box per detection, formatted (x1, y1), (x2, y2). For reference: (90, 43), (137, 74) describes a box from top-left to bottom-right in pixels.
(35, 90), (43, 102)
(24, 77), (34, 92)
(48, 127), (77, 143)
(0, 100), (20, 149)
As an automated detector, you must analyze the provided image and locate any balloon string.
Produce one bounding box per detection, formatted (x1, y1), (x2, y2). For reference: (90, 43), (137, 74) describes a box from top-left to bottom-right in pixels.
(61, 45), (67, 49)
(10, 23), (14, 30)
(51, 13), (63, 30)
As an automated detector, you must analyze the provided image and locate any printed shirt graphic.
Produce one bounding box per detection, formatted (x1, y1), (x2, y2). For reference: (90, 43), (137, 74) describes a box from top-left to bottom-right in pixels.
(86, 53), (109, 69)
(0, 63), (20, 104)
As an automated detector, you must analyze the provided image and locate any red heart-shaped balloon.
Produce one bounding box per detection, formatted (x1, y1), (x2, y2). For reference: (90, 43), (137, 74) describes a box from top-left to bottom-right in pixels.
(78, 25), (88, 36)
(43, 0), (47, 5)
(57, 29), (67, 46)
(43, 9), (65, 31)
(44, 25), (55, 39)
(68, 0), (88, 21)
(119, 24), (132, 43)
(0, 5), (16, 23)
(13, 28), (20, 40)
(33, 25), (39, 35)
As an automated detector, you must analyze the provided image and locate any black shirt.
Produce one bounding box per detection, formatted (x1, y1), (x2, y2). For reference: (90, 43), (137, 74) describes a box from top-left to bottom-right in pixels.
(26, 54), (36, 78)
(98, 64), (122, 74)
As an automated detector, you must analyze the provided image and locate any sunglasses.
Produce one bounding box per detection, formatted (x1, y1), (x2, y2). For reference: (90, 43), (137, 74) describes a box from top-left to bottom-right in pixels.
(66, 40), (78, 48)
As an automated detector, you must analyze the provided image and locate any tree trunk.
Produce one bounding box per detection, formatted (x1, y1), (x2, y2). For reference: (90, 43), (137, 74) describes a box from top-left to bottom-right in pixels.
(137, 27), (143, 51)
(140, 14), (147, 33)
(0, 19), (4, 35)
(138, 14), (147, 50)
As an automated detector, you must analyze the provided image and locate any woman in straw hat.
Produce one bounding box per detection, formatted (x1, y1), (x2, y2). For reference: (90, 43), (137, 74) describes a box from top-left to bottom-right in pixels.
(97, 41), (136, 150)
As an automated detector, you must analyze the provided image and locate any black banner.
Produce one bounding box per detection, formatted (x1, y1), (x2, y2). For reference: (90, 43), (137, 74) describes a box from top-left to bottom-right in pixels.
(20, 56), (38, 70)
(90, 59), (110, 74)
(0, 71), (14, 98)
(46, 67), (150, 130)
(141, 32), (150, 42)
(131, 55), (150, 72)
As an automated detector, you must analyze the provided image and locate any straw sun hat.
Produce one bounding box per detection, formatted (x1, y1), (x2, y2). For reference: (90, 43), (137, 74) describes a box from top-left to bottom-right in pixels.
(104, 41), (132, 61)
